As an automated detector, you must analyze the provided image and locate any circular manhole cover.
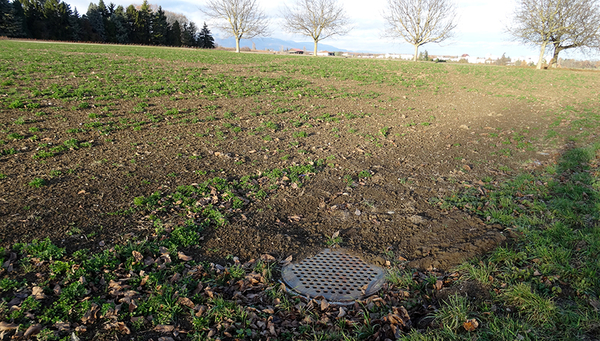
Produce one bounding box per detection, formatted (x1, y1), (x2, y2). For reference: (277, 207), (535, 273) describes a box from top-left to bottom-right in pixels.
(281, 248), (386, 303)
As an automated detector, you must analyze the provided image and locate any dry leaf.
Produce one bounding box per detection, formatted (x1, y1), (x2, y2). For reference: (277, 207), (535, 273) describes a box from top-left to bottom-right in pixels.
(260, 254), (276, 262)
(132, 251), (143, 262)
(117, 322), (130, 334)
(195, 305), (207, 317)
(154, 325), (175, 333)
(169, 273), (181, 283)
(262, 308), (275, 314)
(435, 280), (443, 290)
(158, 337), (175, 341)
(32, 286), (46, 299)
(0, 322), (18, 331)
(177, 251), (193, 261)
(71, 332), (80, 341)
(320, 300), (329, 311)
(177, 297), (195, 309)
(24, 324), (42, 338)
(337, 307), (347, 318)
(55, 322), (70, 331)
(332, 230), (339, 239)
(463, 318), (479, 331)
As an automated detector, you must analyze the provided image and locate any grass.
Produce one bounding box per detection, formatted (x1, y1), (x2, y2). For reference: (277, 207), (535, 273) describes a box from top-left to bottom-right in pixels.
(424, 142), (600, 339)
(1, 40), (600, 340)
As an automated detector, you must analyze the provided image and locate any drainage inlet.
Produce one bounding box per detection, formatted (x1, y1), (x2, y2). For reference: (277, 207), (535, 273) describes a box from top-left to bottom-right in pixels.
(281, 248), (386, 303)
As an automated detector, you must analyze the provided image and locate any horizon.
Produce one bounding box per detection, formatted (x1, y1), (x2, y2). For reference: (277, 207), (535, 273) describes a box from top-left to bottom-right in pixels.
(63, 0), (596, 61)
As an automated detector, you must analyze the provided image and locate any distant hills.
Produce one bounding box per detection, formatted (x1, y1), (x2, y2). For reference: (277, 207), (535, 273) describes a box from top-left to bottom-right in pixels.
(214, 37), (349, 52)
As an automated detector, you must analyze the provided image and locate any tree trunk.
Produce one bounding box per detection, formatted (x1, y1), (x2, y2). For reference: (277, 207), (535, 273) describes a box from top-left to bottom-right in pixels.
(547, 45), (562, 68)
(536, 41), (547, 69)
(235, 37), (240, 53)
(313, 40), (318, 57)
(413, 45), (419, 62)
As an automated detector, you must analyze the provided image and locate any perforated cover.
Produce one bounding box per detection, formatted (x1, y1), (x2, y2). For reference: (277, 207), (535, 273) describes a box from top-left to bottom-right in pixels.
(281, 249), (386, 302)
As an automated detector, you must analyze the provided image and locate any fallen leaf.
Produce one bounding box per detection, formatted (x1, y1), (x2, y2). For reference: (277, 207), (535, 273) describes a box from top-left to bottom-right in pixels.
(320, 300), (329, 311)
(0, 322), (18, 331)
(177, 251), (193, 261)
(71, 332), (80, 341)
(260, 254), (276, 262)
(195, 305), (207, 317)
(435, 280), (443, 290)
(117, 322), (130, 334)
(463, 318), (479, 331)
(32, 286), (46, 299)
(55, 322), (70, 331)
(132, 251), (143, 262)
(154, 325), (175, 333)
(24, 324), (42, 338)
(337, 307), (347, 318)
(177, 297), (195, 309)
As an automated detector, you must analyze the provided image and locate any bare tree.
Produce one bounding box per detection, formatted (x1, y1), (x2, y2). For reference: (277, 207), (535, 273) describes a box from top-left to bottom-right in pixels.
(382, 0), (458, 62)
(201, 0), (270, 53)
(508, 0), (600, 69)
(281, 0), (352, 57)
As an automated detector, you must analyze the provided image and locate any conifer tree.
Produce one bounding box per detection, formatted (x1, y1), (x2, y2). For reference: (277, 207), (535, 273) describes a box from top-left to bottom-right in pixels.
(167, 19), (181, 46)
(151, 6), (168, 45)
(86, 2), (106, 41)
(198, 22), (215, 48)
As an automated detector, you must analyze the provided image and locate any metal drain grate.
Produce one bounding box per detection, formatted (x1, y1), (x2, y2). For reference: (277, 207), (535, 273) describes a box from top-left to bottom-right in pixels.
(282, 249), (385, 303)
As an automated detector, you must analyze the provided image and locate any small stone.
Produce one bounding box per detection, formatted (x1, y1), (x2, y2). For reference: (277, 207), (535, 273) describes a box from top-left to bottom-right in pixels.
(409, 215), (427, 224)
(354, 209), (361, 216)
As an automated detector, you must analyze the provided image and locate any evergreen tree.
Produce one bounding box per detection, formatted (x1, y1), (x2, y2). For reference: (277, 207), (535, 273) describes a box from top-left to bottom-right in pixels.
(20, 0), (44, 39)
(135, 0), (151, 44)
(97, 0), (108, 18)
(151, 6), (167, 45)
(68, 7), (81, 41)
(197, 22), (214, 48)
(111, 5), (128, 44)
(181, 21), (197, 47)
(0, 0), (26, 37)
(125, 4), (137, 43)
(167, 19), (181, 46)
(86, 3), (105, 41)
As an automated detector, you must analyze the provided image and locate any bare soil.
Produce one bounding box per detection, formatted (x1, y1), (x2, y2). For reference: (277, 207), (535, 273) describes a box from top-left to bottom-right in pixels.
(1, 53), (597, 271)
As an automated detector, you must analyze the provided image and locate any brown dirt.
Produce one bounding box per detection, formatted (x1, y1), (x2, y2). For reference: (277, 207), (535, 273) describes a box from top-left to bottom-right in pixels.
(1, 53), (598, 271)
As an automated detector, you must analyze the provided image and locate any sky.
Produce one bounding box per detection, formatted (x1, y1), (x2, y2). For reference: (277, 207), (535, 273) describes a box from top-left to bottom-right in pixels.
(66, 0), (588, 60)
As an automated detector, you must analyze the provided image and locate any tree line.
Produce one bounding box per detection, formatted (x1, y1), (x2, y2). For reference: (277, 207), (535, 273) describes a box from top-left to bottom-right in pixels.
(202, 0), (600, 68)
(0, 0), (215, 48)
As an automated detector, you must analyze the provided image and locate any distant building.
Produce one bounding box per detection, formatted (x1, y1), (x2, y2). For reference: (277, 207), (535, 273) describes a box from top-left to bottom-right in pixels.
(289, 48), (304, 55)
(317, 50), (335, 56)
